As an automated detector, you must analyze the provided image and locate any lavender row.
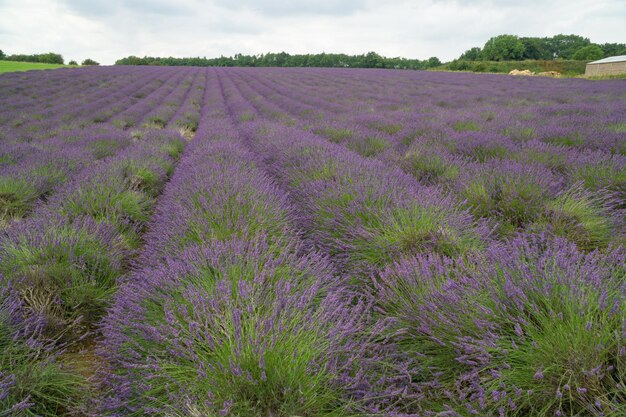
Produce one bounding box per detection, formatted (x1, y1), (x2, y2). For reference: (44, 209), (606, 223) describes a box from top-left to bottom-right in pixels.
(0, 129), (185, 415)
(217, 68), (626, 415)
(2, 128), (185, 329)
(1, 67), (186, 141)
(236, 68), (625, 157)
(230, 69), (625, 250)
(374, 233), (626, 416)
(1, 67), (200, 415)
(0, 128), (142, 226)
(99, 110), (392, 415)
(218, 71), (488, 278)
(0, 68), (209, 228)
(0, 68), (126, 113)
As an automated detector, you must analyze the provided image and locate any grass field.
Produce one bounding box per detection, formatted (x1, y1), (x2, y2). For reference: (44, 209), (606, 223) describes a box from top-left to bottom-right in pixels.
(0, 60), (78, 73)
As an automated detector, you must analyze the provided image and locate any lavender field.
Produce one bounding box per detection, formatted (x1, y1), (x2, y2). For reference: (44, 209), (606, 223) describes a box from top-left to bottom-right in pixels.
(0, 66), (625, 417)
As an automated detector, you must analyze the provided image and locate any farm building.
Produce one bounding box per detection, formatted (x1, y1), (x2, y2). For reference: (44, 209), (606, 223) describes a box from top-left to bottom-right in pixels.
(585, 55), (626, 76)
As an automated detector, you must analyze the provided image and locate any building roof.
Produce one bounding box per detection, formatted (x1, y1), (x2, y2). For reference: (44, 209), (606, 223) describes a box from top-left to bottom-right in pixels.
(588, 55), (626, 65)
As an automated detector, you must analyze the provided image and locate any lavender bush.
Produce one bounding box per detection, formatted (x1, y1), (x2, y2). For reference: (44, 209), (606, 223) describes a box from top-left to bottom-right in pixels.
(0, 285), (87, 416)
(376, 234), (626, 416)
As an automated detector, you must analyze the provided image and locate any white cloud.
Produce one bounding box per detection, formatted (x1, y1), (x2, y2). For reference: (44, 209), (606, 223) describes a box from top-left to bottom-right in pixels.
(0, 0), (624, 64)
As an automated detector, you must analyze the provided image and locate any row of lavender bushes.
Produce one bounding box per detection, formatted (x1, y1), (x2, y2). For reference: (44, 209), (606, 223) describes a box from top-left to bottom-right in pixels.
(218, 68), (626, 415)
(229, 68), (625, 250)
(100, 68), (626, 416)
(0, 129), (184, 415)
(98, 112), (398, 415)
(0, 66), (196, 415)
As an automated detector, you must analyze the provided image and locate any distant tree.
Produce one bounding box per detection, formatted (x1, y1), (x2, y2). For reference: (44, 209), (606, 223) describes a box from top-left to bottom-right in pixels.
(233, 53), (257, 67)
(456, 34), (624, 62)
(546, 34), (590, 59)
(5, 52), (63, 64)
(572, 44), (604, 61)
(460, 47), (483, 61)
(0, 50), (4, 59)
(599, 43), (626, 57)
(448, 60), (471, 71)
(81, 58), (99, 66)
(426, 56), (442, 67)
(482, 35), (526, 61)
(68, 60), (78, 65)
(520, 37), (553, 60)
(40, 52), (64, 64)
(361, 51), (384, 68)
(115, 52), (436, 71)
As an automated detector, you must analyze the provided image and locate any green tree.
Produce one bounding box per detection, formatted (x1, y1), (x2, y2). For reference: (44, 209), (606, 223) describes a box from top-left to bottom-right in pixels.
(40, 52), (64, 64)
(0, 49), (4, 59)
(599, 43), (626, 57)
(460, 47), (483, 61)
(113, 52), (435, 71)
(482, 35), (526, 61)
(68, 60), (77, 65)
(81, 58), (99, 66)
(426, 56), (442, 67)
(5, 52), (63, 64)
(572, 44), (604, 61)
(547, 34), (590, 59)
(362, 51), (385, 68)
(520, 37), (553, 60)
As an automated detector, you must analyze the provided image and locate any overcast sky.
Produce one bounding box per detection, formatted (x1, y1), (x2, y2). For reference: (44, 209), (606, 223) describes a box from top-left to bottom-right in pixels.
(0, 0), (624, 65)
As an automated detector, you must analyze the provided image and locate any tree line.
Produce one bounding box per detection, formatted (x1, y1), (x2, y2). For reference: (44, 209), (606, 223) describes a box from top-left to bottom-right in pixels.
(4, 34), (624, 72)
(0, 50), (100, 66)
(458, 34), (626, 62)
(115, 52), (442, 70)
(0, 51), (65, 64)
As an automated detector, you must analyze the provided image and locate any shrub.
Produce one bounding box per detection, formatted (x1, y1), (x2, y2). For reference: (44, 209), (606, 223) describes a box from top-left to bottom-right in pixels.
(88, 138), (129, 160)
(452, 133), (512, 162)
(460, 162), (560, 235)
(101, 239), (379, 416)
(174, 112), (200, 136)
(571, 159), (626, 199)
(121, 158), (170, 197)
(543, 134), (584, 147)
(0, 177), (39, 224)
(179, 180), (291, 248)
(452, 120), (481, 132)
(538, 186), (615, 250)
(513, 141), (569, 173)
(61, 181), (153, 249)
(161, 137), (185, 159)
(0, 217), (126, 331)
(238, 112), (255, 122)
(311, 185), (484, 276)
(346, 136), (389, 157)
(145, 115), (167, 129)
(402, 149), (460, 185)
(572, 44), (604, 61)
(367, 121), (403, 135)
(81, 58), (99, 66)
(376, 234), (626, 416)
(0, 289), (87, 416)
(314, 126), (353, 143)
(359, 204), (484, 262)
